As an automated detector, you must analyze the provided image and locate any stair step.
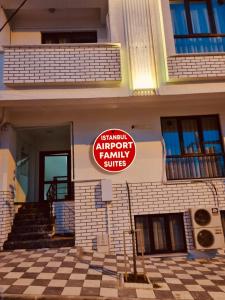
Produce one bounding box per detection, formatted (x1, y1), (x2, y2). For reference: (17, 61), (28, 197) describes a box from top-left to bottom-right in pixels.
(15, 213), (50, 221)
(18, 207), (50, 214)
(14, 217), (52, 226)
(8, 231), (52, 241)
(3, 237), (75, 250)
(12, 224), (53, 234)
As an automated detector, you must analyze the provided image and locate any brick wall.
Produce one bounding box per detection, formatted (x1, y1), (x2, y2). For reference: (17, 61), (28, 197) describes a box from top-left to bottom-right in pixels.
(74, 181), (107, 251)
(74, 179), (225, 254)
(53, 201), (75, 235)
(3, 44), (121, 85)
(0, 191), (15, 250)
(167, 54), (225, 80)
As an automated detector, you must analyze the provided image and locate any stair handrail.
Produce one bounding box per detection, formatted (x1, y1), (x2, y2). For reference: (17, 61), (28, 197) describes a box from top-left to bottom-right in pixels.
(46, 179), (57, 237)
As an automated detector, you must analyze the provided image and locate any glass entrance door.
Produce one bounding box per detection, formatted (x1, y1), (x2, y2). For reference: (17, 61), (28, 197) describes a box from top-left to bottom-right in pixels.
(135, 213), (187, 255)
(39, 151), (71, 201)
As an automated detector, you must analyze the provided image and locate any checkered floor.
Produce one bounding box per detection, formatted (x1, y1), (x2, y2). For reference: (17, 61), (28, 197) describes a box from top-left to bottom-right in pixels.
(1, 248), (225, 299)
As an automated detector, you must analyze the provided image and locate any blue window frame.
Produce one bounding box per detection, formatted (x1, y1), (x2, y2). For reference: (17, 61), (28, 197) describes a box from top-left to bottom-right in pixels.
(170, 0), (225, 53)
(161, 115), (225, 180)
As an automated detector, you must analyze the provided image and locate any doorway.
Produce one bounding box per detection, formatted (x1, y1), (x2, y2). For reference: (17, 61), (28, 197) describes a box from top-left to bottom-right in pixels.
(135, 213), (187, 255)
(39, 151), (71, 201)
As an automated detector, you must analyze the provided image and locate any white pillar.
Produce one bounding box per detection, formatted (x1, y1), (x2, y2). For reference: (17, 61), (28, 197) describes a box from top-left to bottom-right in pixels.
(122, 0), (157, 92)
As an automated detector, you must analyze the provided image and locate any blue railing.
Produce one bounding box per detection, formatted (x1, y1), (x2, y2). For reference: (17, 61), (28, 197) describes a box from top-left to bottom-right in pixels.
(175, 35), (225, 53)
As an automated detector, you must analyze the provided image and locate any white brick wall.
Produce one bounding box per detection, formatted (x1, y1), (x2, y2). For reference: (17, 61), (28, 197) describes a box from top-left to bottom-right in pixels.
(74, 180), (225, 254)
(74, 181), (107, 251)
(53, 201), (75, 235)
(168, 54), (225, 80)
(0, 191), (15, 250)
(3, 44), (121, 85)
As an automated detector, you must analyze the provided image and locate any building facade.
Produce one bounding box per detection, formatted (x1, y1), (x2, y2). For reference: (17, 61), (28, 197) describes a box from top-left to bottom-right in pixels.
(1, 0), (225, 255)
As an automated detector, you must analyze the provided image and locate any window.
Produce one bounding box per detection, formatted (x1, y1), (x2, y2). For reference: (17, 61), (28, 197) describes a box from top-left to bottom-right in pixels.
(42, 31), (97, 44)
(220, 210), (225, 236)
(161, 115), (225, 180)
(170, 0), (225, 53)
(135, 213), (187, 255)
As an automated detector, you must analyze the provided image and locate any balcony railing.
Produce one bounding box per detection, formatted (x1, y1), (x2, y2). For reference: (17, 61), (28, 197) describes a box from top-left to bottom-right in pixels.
(166, 154), (225, 180)
(3, 43), (121, 85)
(174, 34), (225, 53)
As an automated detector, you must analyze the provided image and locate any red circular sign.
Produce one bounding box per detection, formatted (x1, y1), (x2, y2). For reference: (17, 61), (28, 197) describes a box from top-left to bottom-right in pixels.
(93, 129), (136, 173)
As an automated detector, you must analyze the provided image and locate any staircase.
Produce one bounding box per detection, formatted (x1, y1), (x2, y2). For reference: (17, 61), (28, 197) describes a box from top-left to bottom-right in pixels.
(3, 202), (74, 250)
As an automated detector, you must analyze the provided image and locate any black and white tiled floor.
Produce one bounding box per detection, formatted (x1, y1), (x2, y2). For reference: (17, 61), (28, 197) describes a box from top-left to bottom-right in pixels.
(1, 248), (225, 299)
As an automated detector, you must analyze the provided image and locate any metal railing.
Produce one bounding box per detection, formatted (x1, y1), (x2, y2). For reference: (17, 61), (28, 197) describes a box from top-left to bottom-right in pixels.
(166, 153), (225, 180)
(174, 34), (225, 53)
(46, 176), (74, 236)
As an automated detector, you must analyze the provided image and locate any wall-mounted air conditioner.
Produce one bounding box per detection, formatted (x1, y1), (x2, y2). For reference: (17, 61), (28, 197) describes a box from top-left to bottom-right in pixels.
(190, 207), (225, 250)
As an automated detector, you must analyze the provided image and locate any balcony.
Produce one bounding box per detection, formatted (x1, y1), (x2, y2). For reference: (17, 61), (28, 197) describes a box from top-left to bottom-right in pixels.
(167, 52), (225, 81)
(3, 43), (121, 86)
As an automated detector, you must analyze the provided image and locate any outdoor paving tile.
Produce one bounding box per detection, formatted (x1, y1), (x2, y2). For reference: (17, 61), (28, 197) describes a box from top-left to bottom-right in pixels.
(118, 287), (137, 298)
(46, 261), (62, 268)
(185, 284), (205, 291)
(202, 285), (224, 292)
(154, 290), (175, 299)
(173, 290), (194, 299)
(4, 272), (23, 279)
(100, 280), (118, 288)
(190, 291), (213, 300)
(73, 268), (88, 274)
(81, 287), (100, 296)
(56, 267), (73, 274)
(3, 249), (225, 299)
(196, 279), (215, 286)
(60, 262), (76, 267)
(42, 267), (59, 273)
(20, 272), (38, 279)
(13, 278), (34, 286)
(31, 279), (51, 286)
(136, 288), (156, 299)
(12, 267), (29, 273)
(53, 273), (71, 280)
(61, 286), (81, 296)
(83, 279), (101, 287)
(75, 262), (89, 269)
(5, 285), (27, 294)
(0, 267), (15, 273)
(36, 273), (55, 280)
(43, 286), (63, 295)
(0, 285), (10, 293)
(208, 291), (225, 300)
(168, 283), (188, 291)
(86, 274), (102, 280)
(66, 279), (84, 287)
(69, 273), (86, 280)
(32, 262), (48, 267)
(17, 262), (34, 268)
(48, 279), (67, 287)
(100, 287), (118, 297)
(27, 267), (44, 273)
(165, 277), (183, 284)
(218, 285), (225, 292)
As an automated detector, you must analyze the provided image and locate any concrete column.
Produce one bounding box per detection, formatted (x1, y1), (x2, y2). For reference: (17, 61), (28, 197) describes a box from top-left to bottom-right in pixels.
(108, 0), (129, 89)
(0, 123), (16, 249)
(122, 0), (157, 92)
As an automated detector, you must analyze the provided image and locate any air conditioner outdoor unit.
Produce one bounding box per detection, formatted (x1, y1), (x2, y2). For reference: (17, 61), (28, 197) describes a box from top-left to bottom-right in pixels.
(190, 207), (225, 250)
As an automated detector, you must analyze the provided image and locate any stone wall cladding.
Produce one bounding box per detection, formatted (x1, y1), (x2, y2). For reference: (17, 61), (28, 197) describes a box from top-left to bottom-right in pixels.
(53, 201), (75, 234)
(0, 191), (15, 250)
(167, 54), (225, 80)
(3, 44), (121, 85)
(74, 180), (225, 254)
